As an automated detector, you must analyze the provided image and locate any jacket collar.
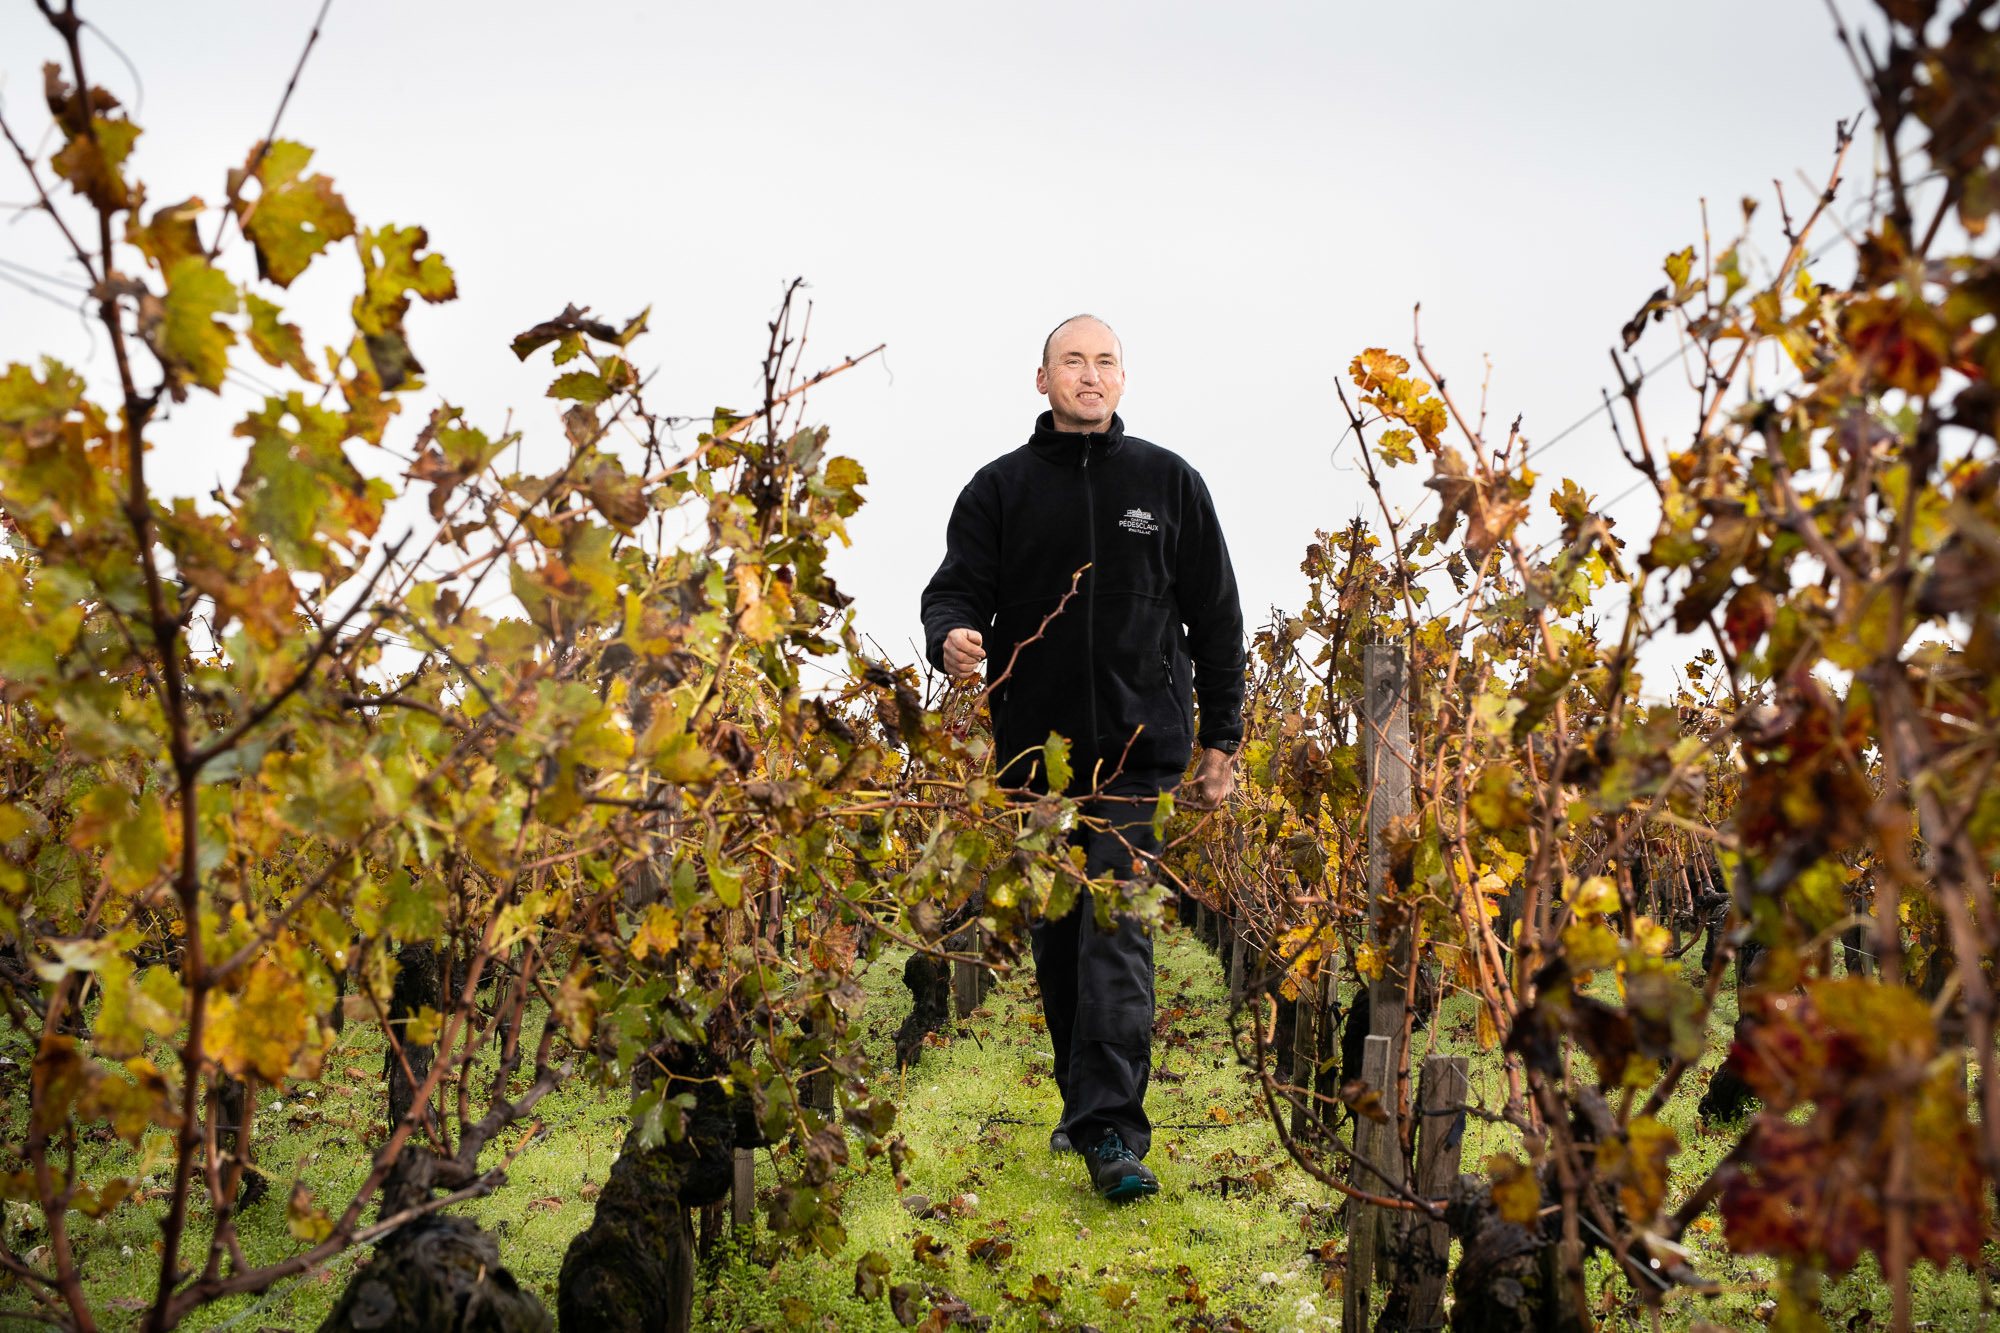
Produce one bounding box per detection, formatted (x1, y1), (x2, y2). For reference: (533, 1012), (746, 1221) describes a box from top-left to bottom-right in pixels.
(1028, 410), (1126, 464)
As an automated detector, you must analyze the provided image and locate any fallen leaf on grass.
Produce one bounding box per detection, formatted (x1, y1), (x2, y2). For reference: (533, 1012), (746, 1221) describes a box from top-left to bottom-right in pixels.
(855, 1250), (893, 1301)
(1168, 1264), (1208, 1309)
(967, 1235), (1014, 1266)
(1019, 1273), (1062, 1307)
(890, 1282), (926, 1325)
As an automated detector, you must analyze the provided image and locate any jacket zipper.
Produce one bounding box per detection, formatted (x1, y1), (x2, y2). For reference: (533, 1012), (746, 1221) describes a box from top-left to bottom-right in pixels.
(1082, 436), (1098, 768)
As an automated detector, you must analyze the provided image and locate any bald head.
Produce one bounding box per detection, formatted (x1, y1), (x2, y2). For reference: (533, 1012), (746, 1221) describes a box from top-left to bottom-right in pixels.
(1036, 314), (1126, 433)
(1041, 314), (1123, 368)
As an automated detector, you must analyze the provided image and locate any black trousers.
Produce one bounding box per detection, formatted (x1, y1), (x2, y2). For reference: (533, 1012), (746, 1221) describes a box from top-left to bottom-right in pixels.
(1030, 764), (1178, 1159)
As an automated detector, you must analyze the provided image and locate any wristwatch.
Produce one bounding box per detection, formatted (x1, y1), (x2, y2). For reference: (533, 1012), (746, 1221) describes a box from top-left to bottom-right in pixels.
(1206, 737), (1239, 755)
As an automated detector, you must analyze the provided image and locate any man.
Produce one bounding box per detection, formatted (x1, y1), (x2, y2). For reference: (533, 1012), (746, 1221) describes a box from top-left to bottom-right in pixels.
(920, 314), (1245, 1202)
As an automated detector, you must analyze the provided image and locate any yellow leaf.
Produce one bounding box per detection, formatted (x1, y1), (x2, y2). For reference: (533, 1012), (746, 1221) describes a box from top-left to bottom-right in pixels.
(1486, 1152), (1541, 1227)
(1349, 348), (1410, 390)
(1566, 875), (1619, 920)
(736, 590), (781, 643)
(554, 964), (597, 1045)
(1560, 919), (1620, 974)
(1353, 940), (1386, 982)
(287, 1182), (333, 1243)
(208, 959), (311, 1083)
(1599, 1115), (1678, 1220)
(403, 1005), (440, 1047)
(633, 903), (682, 960)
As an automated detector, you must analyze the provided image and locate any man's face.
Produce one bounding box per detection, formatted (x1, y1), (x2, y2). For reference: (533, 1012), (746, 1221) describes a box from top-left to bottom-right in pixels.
(1036, 319), (1124, 431)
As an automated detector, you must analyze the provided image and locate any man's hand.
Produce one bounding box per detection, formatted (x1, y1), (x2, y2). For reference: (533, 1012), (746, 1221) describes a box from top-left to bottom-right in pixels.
(943, 626), (986, 678)
(1181, 746), (1236, 810)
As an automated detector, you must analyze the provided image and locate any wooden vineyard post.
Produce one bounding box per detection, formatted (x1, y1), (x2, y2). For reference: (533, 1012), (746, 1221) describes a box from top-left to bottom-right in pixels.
(1290, 981), (1319, 1140)
(1316, 972), (1343, 1130)
(1343, 1033), (1400, 1333)
(1227, 909), (1247, 1003)
(1362, 641), (1413, 1089)
(731, 1147), (755, 1230)
(952, 921), (989, 1021)
(1407, 1055), (1469, 1329)
(1348, 639), (1413, 1328)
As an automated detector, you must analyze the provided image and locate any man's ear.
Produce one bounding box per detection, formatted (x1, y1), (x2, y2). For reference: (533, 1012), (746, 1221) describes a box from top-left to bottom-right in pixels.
(1035, 364), (1050, 396)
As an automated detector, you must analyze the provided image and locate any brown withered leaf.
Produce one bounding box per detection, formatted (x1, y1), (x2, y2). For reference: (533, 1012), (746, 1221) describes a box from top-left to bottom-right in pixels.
(966, 1235), (1013, 1267)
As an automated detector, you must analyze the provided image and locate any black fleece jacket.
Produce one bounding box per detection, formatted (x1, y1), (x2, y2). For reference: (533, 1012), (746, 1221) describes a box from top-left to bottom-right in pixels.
(921, 411), (1245, 788)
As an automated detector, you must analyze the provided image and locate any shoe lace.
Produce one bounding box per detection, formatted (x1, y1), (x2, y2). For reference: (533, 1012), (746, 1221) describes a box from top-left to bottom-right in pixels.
(1092, 1133), (1135, 1165)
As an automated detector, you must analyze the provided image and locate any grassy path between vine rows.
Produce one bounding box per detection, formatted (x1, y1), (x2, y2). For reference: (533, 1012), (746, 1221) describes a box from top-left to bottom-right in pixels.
(702, 922), (1989, 1332)
(40, 921), (1990, 1330)
(701, 921), (1345, 1332)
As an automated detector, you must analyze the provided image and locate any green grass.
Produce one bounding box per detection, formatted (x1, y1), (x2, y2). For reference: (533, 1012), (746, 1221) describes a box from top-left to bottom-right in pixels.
(17, 923), (1995, 1330)
(700, 924), (1342, 1332)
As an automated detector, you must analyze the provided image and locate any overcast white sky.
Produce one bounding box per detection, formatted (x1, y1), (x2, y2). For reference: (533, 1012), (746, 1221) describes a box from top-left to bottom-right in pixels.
(3, 2), (1883, 688)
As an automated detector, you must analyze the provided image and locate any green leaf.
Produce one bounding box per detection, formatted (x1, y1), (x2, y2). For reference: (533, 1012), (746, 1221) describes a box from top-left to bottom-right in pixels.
(126, 196), (205, 273)
(233, 391), (382, 574)
(244, 293), (316, 380)
(352, 224), (458, 392)
(650, 731), (719, 785)
(706, 845), (745, 909)
(155, 257), (239, 392)
(547, 370), (613, 404)
(91, 959), (179, 1060)
(230, 140), (356, 287)
(106, 790), (168, 895)
(1043, 732), (1071, 792)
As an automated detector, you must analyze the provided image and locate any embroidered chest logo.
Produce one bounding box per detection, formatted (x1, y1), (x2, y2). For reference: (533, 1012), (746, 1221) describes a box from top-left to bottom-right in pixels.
(1118, 507), (1160, 535)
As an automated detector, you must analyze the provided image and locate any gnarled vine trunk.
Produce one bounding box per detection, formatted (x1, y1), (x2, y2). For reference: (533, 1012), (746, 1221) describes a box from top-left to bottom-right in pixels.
(557, 1054), (742, 1333)
(318, 1150), (552, 1333)
(1443, 1174), (1588, 1333)
(316, 1216), (550, 1333)
(893, 950), (952, 1069)
(386, 942), (440, 1134)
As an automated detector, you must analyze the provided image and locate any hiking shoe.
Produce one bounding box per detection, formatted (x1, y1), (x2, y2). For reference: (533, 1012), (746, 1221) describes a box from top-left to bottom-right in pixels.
(1049, 1128), (1074, 1154)
(1086, 1131), (1159, 1202)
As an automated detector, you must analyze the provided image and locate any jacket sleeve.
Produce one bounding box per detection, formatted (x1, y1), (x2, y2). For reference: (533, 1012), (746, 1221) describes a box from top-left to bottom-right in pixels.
(1177, 469), (1245, 750)
(920, 473), (1001, 674)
